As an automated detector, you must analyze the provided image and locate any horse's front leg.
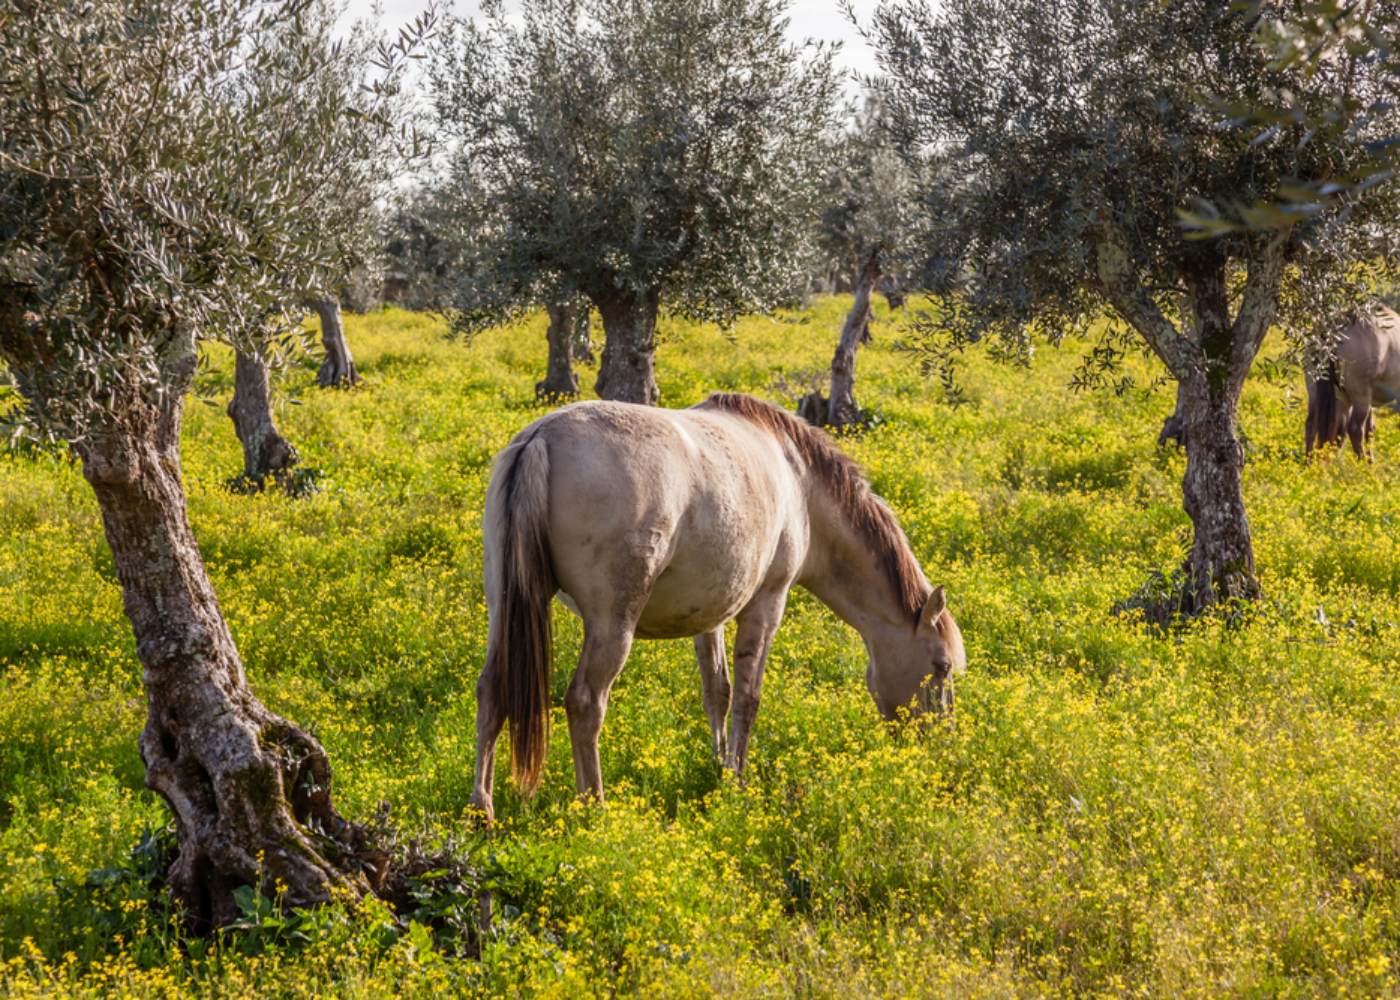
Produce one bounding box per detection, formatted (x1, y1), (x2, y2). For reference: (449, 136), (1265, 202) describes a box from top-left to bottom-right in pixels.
(694, 627), (731, 761)
(564, 625), (634, 802)
(725, 592), (788, 775)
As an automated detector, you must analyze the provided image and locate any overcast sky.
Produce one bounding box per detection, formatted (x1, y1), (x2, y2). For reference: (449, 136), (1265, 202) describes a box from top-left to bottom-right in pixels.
(346, 0), (882, 80)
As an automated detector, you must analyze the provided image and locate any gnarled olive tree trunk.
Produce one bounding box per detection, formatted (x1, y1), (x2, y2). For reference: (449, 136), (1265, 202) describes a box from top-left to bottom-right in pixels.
(1171, 259), (1274, 611)
(827, 253), (880, 430)
(1097, 229), (1284, 613)
(536, 301), (581, 400)
(1176, 370), (1258, 610)
(315, 298), (358, 388)
(229, 351), (298, 485)
(594, 289), (660, 405)
(78, 363), (366, 928)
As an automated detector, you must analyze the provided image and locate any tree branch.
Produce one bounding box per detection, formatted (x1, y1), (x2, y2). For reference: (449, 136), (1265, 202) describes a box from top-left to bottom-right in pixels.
(1228, 231), (1288, 380)
(1092, 218), (1200, 378)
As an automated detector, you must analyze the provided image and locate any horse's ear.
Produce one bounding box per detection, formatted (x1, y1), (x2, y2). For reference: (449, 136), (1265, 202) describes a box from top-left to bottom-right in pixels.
(919, 586), (946, 632)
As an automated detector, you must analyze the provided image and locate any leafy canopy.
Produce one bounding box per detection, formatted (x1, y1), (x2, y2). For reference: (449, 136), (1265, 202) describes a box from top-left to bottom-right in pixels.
(428, 0), (842, 331)
(867, 0), (1400, 379)
(815, 98), (924, 288)
(0, 0), (428, 442)
(1184, 1), (1400, 231)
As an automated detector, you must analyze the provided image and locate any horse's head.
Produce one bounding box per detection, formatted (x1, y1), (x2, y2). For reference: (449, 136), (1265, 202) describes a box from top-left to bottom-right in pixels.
(865, 586), (966, 721)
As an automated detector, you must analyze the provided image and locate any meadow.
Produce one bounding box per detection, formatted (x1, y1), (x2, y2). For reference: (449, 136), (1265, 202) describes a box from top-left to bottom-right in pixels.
(1, 298), (1399, 996)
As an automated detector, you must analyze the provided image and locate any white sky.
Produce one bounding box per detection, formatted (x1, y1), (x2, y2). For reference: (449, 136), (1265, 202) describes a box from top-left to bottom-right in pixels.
(347, 0), (882, 82)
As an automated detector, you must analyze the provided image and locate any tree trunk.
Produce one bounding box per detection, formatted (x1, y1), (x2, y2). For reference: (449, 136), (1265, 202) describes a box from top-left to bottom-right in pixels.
(229, 351), (298, 486)
(1158, 381), (1188, 448)
(1171, 258), (1268, 612)
(1094, 227), (1284, 616)
(1177, 371), (1259, 610)
(828, 253), (880, 430)
(594, 289), (660, 405)
(77, 378), (367, 929)
(536, 302), (581, 400)
(878, 274), (906, 312)
(315, 298), (358, 388)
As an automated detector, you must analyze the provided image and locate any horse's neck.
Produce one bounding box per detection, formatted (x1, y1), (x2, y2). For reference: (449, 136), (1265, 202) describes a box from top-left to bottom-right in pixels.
(798, 494), (918, 636)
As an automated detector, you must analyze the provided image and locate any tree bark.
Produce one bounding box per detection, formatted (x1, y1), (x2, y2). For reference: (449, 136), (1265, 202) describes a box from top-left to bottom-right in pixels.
(1158, 381), (1188, 448)
(1095, 226), (1285, 614)
(1173, 257), (1269, 611)
(536, 301), (581, 400)
(828, 253), (880, 429)
(315, 298), (358, 388)
(594, 289), (660, 405)
(1177, 371), (1259, 610)
(229, 351), (298, 486)
(77, 374), (367, 929)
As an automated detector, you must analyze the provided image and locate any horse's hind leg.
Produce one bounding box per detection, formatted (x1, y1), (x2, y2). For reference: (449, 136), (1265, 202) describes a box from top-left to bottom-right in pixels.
(694, 627), (731, 760)
(470, 662), (506, 824)
(1348, 403), (1374, 461)
(564, 625), (635, 802)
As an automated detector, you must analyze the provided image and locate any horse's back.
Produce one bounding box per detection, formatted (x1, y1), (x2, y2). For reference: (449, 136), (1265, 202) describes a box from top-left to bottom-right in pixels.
(1339, 306), (1400, 406)
(523, 400), (806, 636)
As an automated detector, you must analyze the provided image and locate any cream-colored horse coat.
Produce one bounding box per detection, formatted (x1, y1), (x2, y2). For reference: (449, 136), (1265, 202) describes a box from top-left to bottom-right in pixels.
(1307, 305), (1400, 459)
(470, 393), (964, 821)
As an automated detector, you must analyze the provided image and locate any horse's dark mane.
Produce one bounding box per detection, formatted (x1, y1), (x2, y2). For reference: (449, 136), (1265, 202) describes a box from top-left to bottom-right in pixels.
(700, 392), (928, 623)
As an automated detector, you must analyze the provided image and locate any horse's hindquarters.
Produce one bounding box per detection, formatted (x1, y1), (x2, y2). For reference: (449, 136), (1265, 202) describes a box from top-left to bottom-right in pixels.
(539, 403), (804, 639)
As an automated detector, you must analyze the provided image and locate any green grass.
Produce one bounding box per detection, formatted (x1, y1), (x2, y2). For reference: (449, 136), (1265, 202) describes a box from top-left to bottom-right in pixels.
(2, 299), (1399, 996)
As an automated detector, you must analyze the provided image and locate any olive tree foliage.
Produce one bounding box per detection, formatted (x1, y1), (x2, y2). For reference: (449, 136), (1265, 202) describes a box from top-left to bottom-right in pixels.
(815, 100), (920, 296)
(801, 99), (922, 429)
(1182, 1), (1400, 235)
(867, 0), (1400, 613)
(0, 0), (428, 924)
(383, 179), (461, 311)
(428, 0), (841, 404)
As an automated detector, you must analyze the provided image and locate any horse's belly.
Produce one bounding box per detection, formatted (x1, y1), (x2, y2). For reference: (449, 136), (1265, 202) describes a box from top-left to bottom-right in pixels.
(632, 546), (768, 639)
(1375, 370), (1400, 410)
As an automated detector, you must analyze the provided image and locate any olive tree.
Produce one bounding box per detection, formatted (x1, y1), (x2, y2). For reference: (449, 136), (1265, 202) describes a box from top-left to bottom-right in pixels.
(429, 0), (841, 404)
(229, 347), (300, 488)
(224, 8), (407, 488)
(227, 11), (409, 490)
(536, 298), (592, 400)
(0, 0), (427, 923)
(383, 176), (593, 398)
(868, 0), (1400, 612)
(383, 180), (458, 310)
(802, 100), (919, 429)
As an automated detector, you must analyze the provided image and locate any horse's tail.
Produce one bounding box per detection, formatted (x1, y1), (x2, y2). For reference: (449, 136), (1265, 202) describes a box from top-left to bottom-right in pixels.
(1313, 359), (1341, 446)
(483, 427), (555, 797)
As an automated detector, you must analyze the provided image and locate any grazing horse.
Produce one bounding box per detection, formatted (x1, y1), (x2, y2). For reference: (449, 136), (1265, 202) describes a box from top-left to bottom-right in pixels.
(1307, 305), (1400, 460)
(470, 392), (965, 822)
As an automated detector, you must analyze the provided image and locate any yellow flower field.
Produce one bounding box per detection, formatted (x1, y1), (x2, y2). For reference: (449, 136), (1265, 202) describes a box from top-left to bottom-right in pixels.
(1, 298), (1398, 996)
